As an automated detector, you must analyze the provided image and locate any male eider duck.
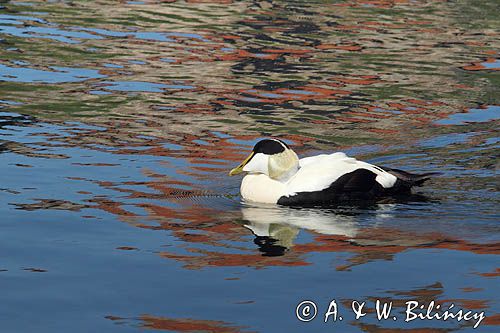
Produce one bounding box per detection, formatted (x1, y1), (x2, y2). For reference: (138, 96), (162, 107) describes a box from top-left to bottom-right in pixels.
(229, 139), (437, 206)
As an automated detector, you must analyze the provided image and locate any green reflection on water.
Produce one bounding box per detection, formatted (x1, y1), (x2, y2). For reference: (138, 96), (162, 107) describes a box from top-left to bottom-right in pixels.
(0, 0), (498, 147)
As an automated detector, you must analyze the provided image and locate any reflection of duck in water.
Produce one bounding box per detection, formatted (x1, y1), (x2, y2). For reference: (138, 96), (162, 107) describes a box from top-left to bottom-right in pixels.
(229, 139), (438, 206)
(240, 204), (361, 256)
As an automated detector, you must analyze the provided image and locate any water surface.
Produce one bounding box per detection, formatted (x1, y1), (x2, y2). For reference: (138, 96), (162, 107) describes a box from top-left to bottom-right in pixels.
(0, 1), (499, 332)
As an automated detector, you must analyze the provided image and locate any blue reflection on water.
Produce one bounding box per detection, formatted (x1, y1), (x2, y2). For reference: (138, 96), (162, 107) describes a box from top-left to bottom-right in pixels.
(0, 13), (48, 24)
(160, 58), (176, 63)
(0, 25), (102, 44)
(418, 132), (477, 148)
(0, 14), (208, 45)
(0, 64), (106, 83)
(282, 89), (318, 95)
(0, 100), (23, 105)
(259, 92), (285, 98)
(103, 63), (123, 68)
(482, 59), (500, 69)
(435, 105), (500, 125)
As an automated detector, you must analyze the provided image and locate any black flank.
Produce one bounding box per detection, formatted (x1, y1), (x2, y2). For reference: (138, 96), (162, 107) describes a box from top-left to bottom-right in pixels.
(278, 168), (384, 206)
(277, 167), (440, 206)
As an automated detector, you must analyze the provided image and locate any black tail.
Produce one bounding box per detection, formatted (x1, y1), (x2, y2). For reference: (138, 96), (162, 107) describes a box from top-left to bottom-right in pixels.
(381, 167), (441, 187)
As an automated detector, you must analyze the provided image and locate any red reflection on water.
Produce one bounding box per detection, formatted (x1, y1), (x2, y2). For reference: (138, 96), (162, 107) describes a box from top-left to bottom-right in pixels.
(140, 315), (247, 332)
(483, 314), (500, 326)
(106, 314), (249, 333)
(476, 268), (500, 278)
(463, 58), (500, 71)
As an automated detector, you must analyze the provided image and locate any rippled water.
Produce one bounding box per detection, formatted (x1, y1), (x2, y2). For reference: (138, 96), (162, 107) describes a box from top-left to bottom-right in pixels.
(0, 1), (499, 332)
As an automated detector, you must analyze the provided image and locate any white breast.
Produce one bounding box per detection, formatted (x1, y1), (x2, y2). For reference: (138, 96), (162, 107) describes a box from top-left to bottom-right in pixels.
(240, 174), (286, 204)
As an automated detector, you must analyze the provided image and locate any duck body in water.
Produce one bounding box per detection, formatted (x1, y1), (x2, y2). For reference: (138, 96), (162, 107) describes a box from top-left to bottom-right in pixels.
(229, 139), (438, 206)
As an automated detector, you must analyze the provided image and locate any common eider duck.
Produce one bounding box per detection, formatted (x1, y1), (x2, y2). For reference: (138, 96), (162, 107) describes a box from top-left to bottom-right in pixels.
(229, 138), (438, 206)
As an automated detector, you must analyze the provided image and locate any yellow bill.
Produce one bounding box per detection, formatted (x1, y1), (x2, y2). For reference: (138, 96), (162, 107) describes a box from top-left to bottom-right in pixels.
(229, 152), (254, 176)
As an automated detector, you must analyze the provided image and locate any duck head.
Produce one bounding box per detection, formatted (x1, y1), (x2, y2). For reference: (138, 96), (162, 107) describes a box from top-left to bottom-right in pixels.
(229, 139), (299, 180)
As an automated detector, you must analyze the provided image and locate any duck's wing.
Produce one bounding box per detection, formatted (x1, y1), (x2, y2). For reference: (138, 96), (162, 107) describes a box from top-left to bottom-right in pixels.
(290, 153), (396, 194)
(278, 153), (398, 205)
